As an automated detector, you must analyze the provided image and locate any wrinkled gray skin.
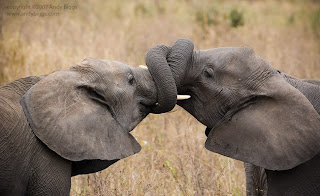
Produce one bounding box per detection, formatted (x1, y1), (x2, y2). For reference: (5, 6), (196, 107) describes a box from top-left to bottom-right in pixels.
(146, 38), (320, 195)
(0, 58), (171, 195)
(245, 78), (320, 196)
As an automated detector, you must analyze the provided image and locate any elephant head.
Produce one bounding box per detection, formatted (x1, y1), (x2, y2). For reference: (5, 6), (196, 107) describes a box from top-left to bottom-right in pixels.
(146, 38), (320, 170)
(20, 58), (176, 174)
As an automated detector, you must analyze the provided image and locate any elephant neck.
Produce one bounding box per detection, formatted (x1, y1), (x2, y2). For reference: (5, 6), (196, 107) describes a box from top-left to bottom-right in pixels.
(281, 72), (320, 115)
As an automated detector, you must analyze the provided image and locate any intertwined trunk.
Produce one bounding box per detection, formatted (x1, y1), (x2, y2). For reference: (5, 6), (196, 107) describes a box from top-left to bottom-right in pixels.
(145, 38), (194, 113)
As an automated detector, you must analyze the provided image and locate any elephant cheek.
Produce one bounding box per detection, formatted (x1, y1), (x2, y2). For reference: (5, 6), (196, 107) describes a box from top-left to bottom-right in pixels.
(118, 106), (144, 132)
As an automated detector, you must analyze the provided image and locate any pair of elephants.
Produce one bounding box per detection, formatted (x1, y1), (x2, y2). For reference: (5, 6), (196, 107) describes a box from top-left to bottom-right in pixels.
(0, 38), (319, 195)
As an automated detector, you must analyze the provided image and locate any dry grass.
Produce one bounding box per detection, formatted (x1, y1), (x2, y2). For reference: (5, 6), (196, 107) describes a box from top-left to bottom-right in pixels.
(1, 0), (319, 195)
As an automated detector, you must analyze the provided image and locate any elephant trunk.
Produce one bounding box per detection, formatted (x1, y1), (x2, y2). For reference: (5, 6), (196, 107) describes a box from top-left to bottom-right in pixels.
(145, 38), (194, 114)
(166, 38), (194, 88)
(145, 45), (176, 114)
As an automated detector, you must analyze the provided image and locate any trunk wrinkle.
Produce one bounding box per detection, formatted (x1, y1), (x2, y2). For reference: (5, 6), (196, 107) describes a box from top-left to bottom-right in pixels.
(145, 38), (194, 114)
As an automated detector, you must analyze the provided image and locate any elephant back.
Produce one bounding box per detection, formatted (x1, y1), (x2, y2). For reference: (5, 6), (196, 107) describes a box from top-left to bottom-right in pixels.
(0, 76), (44, 132)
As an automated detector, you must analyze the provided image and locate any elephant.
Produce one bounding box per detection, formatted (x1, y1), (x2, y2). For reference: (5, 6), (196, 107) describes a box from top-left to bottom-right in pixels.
(0, 58), (180, 195)
(145, 38), (320, 195)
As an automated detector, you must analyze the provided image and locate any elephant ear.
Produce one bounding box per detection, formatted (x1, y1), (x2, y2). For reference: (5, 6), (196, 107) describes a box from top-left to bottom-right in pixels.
(20, 67), (141, 161)
(205, 74), (320, 170)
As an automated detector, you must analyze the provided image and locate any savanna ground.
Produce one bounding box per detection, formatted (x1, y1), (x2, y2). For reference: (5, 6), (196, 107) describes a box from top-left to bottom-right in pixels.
(0, 0), (319, 195)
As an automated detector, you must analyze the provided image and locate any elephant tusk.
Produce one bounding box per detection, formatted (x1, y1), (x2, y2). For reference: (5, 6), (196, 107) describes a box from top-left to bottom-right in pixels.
(139, 65), (148, 69)
(154, 95), (190, 107)
(177, 95), (191, 100)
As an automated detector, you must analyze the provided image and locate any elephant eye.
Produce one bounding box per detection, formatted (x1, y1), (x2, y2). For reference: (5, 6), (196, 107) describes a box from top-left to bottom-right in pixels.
(203, 68), (214, 78)
(127, 73), (135, 85)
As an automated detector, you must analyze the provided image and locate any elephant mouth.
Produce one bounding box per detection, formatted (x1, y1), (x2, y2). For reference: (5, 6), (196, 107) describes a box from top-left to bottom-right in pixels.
(139, 102), (154, 117)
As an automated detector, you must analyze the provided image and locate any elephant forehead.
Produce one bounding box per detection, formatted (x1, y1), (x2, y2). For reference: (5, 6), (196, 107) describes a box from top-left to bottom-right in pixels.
(100, 59), (130, 71)
(81, 58), (129, 71)
(201, 46), (254, 66)
(79, 58), (131, 81)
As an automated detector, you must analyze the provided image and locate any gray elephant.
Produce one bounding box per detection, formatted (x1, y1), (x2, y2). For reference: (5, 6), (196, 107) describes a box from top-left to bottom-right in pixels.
(145, 38), (320, 195)
(0, 58), (179, 195)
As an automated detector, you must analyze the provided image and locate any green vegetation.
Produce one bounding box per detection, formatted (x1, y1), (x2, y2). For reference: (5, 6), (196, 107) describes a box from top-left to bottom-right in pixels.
(229, 8), (244, 28)
(134, 2), (149, 16)
(195, 6), (219, 27)
(310, 7), (320, 37)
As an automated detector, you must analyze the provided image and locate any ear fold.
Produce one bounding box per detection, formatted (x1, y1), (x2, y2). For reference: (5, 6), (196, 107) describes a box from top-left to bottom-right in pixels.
(20, 67), (141, 161)
(205, 74), (320, 170)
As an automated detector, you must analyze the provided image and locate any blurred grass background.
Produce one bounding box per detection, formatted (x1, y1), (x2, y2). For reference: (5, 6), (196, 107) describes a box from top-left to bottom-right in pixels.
(1, 0), (319, 195)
